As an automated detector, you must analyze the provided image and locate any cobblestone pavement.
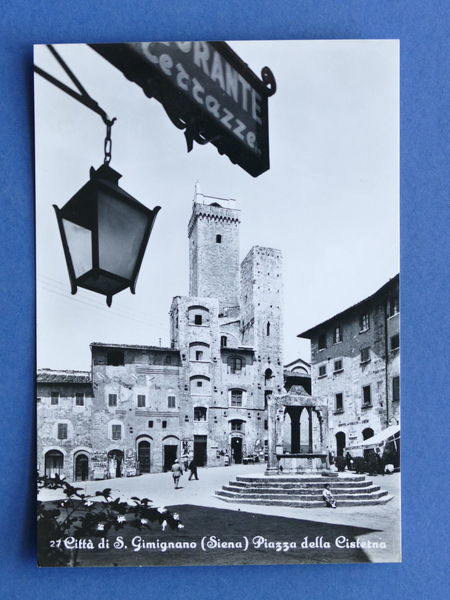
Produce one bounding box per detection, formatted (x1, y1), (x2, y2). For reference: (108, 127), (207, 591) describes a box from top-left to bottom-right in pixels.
(39, 465), (401, 562)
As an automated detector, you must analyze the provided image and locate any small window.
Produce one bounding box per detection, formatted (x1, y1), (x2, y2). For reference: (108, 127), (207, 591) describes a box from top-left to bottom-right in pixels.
(333, 326), (342, 344)
(318, 334), (327, 350)
(168, 395), (176, 408)
(216, 234), (222, 243)
(392, 376), (400, 402)
(57, 423), (68, 440)
(75, 393), (84, 406)
(266, 322), (271, 336)
(231, 420), (242, 431)
(195, 350), (203, 361)
(137, 394), (146, 408)
(360, 313), (370, 331)
(264, 419), (268, 430)
(108, 394), (118, 407)
(196, 381), (203, 388)
(360, 347), (371, 364)
(230, 389), (243, 407)
(112, 424), (122, 440)
(362, 385), (372, 407)
(228, 356), (243, 374)
(221, 336), (227, 348)
(194, 407), (207, 421)
(335, 393), (344, 412)
(162, 420), (167, 429)
(51, 392), (59, 406)
(194, 314), (203, 325)
(334, 359), (343, 372)
(264, 390), (271, 409)
(388, 296), (399, 317)
(148, 420), (154, 428)
(318, 365), (327, 378)
(107, 350), (124, 366)
(391, 334), (400, 351)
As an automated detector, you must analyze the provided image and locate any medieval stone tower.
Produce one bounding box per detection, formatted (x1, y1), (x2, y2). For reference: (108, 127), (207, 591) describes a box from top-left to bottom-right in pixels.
(168, 195), (284, 468)
(240, 246), (284, 399)
(188, 200), (241, 309)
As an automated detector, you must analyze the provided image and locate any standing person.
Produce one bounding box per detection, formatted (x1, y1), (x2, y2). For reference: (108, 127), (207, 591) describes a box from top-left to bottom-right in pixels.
(188, 458), (198, 481)
(181, 452), (189, 473)
(375, 446), (384, 475)
(171, 459), (183, 489)
(345, 451), (353, 471)
(322, 484), (337, 508)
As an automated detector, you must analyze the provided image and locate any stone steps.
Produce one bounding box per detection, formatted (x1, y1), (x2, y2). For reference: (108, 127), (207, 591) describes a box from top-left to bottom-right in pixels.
(215, 492), (394, 508)
(222, 484), (382, 496)
(215, 473), (393, 508)
(217, 489), (389, 501)
(230, 480), (374, 489)
(237, 475), (365, 483)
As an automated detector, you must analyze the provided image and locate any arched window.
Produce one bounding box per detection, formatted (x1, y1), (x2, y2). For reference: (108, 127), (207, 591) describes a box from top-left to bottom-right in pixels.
(266, 322), (271, 336)
(230, 419), (244, 432)
(190, 375), (211, 395)
(189, 342), (210, 362)
(188, 305), (210, 326)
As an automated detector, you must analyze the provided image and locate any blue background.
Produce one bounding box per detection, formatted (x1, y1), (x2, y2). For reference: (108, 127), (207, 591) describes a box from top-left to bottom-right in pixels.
(0, 1), (448, 598)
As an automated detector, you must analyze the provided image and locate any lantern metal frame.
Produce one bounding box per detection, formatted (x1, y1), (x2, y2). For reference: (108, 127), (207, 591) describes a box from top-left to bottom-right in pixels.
(53, 163), (161, 306)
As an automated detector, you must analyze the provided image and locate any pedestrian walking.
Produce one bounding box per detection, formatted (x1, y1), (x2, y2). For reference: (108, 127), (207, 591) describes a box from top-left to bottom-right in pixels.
(188, 458), (198, 480)
(171, 459), (183, 489)
(322, 484), (337, 508)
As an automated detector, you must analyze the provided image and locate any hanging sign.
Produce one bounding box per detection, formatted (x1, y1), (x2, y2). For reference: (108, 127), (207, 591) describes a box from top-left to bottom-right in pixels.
(90, 42), (276, 177)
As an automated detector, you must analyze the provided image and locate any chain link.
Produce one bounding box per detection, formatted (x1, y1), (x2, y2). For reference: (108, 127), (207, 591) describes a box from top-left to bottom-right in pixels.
(104, 120), (114, 164)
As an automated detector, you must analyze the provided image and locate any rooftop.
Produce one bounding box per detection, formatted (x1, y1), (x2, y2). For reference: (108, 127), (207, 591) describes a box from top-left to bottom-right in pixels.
(37, 369), (91, 384)
(298, 274), (399, 339)
(90, 342), (179, 352)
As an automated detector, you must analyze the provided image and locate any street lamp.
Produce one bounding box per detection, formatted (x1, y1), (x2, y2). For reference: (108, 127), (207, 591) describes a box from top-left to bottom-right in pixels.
(54, 163), (160, 306)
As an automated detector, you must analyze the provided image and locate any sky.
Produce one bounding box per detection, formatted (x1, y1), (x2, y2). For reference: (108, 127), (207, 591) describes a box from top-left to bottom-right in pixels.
(34, 39), (399, 371)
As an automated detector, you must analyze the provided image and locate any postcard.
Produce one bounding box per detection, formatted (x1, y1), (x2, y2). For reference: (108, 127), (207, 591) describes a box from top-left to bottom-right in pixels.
(35, 39), (400, 566)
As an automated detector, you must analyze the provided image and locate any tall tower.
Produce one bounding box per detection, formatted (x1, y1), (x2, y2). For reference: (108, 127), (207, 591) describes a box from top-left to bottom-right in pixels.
(241, 246), (284, 394)
(188, 199), (241, 309)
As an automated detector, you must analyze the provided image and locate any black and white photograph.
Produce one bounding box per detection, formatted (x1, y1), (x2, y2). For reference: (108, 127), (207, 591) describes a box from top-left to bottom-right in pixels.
(34, 39), (400, 567)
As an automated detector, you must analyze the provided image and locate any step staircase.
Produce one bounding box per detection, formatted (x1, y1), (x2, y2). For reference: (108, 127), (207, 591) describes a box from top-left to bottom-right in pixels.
(215, 474), (393, 508)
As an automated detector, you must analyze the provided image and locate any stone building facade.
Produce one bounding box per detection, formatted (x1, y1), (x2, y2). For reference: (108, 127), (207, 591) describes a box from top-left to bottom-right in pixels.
(298, 275), (400, 457)
(37, 198), (286, 481)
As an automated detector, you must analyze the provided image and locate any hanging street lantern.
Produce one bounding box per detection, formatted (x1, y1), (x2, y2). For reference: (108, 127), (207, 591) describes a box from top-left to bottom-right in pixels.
(53, 163), (160, 306)
(34, 45), (161, 306)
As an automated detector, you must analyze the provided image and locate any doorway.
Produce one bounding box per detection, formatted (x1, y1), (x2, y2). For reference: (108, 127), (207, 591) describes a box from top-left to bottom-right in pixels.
(163, 445), (178, 471)
(45, 450), (64, 478)
(231, 436), (243, 464)
(362, 428), (374, 460)
(74, 453), (89, 481)
(193, 435), (207, 467)
(138, 440), (151, 473)
(107, 449), (124, 478)
(335, 431), (346, 457)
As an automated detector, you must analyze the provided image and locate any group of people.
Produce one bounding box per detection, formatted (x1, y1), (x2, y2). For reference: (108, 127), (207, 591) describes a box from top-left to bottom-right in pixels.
(170, 455), (198, 489)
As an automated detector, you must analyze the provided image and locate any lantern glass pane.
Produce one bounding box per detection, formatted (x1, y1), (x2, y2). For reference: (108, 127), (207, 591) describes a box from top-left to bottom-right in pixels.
(97, 193), (148, 279)
(62, 219), (92, 277)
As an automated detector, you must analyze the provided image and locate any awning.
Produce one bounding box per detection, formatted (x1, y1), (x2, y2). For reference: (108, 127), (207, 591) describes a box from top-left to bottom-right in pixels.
(347, 425), (400, 450)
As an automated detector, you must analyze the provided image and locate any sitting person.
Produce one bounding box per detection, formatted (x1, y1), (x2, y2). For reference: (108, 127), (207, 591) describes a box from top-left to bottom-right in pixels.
(322, 484), (337, 508)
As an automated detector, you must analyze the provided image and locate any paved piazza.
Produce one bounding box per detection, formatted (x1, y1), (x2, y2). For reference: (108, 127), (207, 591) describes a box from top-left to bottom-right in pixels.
(39, 464), (400, 563)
